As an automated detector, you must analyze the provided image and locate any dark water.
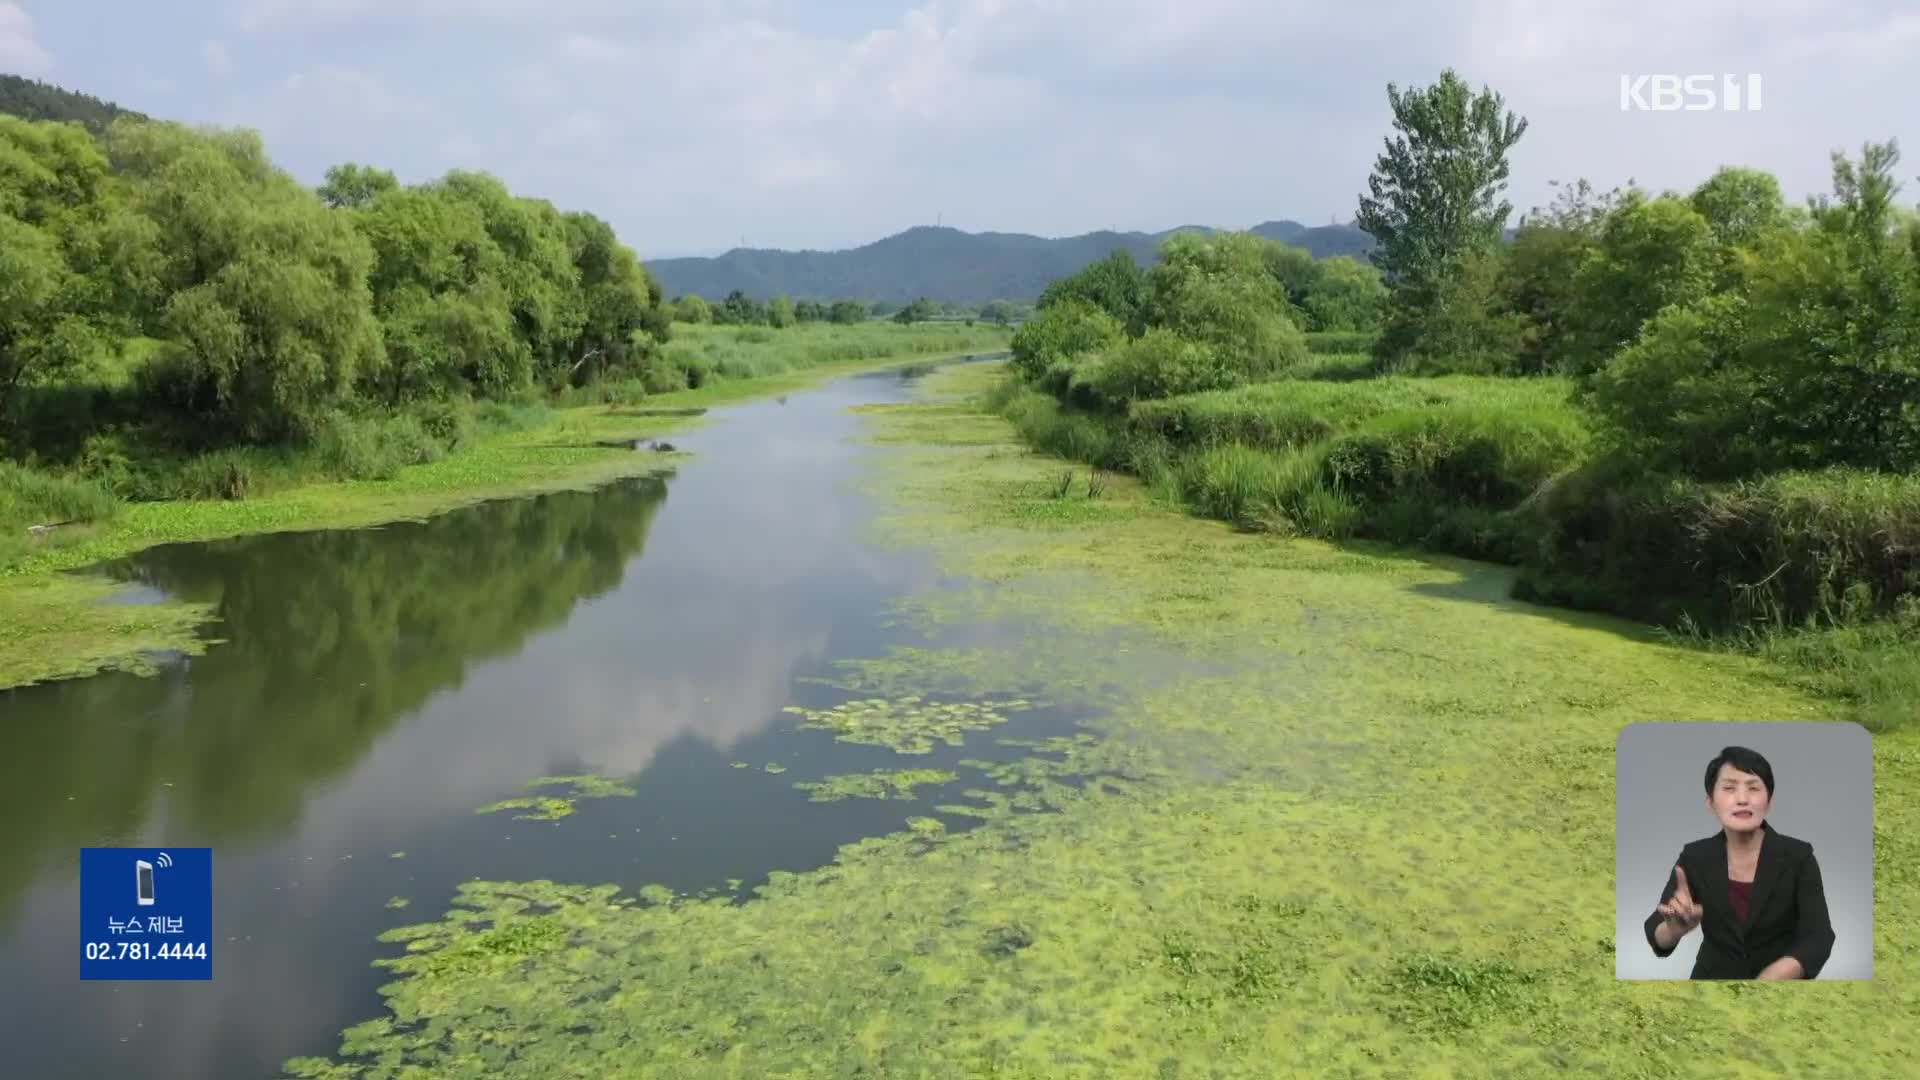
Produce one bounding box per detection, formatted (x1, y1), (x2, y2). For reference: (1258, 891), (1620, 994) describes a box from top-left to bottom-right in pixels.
(0, 364), (1073, 1079)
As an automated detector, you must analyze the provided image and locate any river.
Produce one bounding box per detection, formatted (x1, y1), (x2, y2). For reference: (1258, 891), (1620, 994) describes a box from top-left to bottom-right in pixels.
(0, 361), (1075, 1079)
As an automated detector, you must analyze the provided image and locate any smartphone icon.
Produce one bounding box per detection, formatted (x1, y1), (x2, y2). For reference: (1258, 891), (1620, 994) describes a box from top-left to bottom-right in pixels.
(136, 860), (155, 906)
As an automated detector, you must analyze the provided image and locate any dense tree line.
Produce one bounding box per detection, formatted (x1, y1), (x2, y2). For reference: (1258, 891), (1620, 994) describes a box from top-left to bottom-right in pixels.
(1003, 66), (1920, 656)
(1, 113), (672, 463)
(1011, 239), (1388, 404)
(667, 291), (1029, 328)
(0, 74), (145, 135)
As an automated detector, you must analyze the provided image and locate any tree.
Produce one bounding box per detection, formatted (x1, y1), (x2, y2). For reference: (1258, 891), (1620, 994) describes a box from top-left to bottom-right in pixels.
(1008, 298), (1124, 384)
(673, 295), (712, 323)
(1356, 69), (1527, 293)
(318, 163), (399, 210)
(718, 289), (764, 325)
(1586, 142), (1920, 477)
(892, 297), (936, 324)
(1376, 247), (1531, 374)
(979, 299), (1017, 326)
(793, 299), (824, 323)
(348, 184), (525, 402)
(769, 294), (795, 328)
(1143, 232), (1307, 378)
(1689, 167), (1788, 252)
(429, 171), (587, 384)
(1561, 191), (1717, 374)
(1302, 256), (1390, 332)
(1038, 250), (1147, 332)
(106, 120), (383, 442)
(561, 210), (668, 385)
(1504, 179), (1625, 372)
(0, 115), (132, 419)
(827, 299), (867, 324)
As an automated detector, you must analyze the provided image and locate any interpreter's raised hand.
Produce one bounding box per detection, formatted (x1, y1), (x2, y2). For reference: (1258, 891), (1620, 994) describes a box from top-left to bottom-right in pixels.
(1657, 865), (1703, 936)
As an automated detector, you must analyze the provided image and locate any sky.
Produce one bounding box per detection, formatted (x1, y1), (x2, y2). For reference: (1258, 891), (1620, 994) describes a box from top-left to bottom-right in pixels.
(3, 1), (1917, 258)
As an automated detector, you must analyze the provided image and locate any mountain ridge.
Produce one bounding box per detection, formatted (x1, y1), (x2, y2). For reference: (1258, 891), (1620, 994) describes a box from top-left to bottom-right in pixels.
(644, 220), (1376, 304)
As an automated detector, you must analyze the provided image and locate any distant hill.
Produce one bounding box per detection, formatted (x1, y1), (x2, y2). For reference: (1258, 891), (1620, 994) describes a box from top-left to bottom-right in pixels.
(0, 73), (146, 133)
(645, 220), (1377, 304)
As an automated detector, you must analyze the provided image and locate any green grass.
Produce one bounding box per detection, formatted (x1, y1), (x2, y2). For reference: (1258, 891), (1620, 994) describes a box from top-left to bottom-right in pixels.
(992, 363), (1917, 731)
(1127, 375), (1579, 453)
(0, 324), (1002, 691)
(656, 321), (1010, 385)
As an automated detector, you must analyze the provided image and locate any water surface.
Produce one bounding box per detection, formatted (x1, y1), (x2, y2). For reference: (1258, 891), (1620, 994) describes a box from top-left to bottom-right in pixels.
(0, 364), (1071, 1079)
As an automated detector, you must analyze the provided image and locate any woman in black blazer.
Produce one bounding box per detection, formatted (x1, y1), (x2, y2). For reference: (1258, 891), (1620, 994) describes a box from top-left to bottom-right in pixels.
(1644, 745), (1835, 979)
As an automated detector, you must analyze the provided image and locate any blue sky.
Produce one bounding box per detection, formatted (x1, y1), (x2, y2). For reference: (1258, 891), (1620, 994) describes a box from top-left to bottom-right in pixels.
(4, 1), (1916, 258)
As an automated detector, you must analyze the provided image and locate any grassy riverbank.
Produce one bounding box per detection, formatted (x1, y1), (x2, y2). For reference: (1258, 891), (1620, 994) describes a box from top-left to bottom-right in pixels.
(287, 361), (1915, 1079)
(0, 323), (1009, 690)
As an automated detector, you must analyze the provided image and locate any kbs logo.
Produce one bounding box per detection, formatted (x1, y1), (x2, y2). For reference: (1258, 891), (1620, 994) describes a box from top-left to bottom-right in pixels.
(1619, 74), (1763, 112)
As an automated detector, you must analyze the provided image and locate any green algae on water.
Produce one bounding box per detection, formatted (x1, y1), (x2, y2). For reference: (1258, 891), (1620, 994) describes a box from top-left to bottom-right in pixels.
(289, 359), (1919, 1080)
(782, 694), (1032, 754)
(473, 774), (636, 821)
(793, 768), (958, 802)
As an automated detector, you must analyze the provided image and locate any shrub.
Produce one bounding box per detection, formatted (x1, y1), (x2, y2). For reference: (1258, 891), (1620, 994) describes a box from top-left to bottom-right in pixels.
(1304, 331), (1379, 355)
(312, 410), (444, 482)
(1320, 402), (1589, 509)
(1009, 299), (1125, 383)
(1081, 330), (1235, 406)
(1518, 462), (1920, 630)
(0, 461), (120, 527)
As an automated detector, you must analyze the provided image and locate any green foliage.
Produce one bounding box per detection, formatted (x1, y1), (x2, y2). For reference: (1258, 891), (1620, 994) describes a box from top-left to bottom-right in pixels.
(1037, 250), (1148, 332)
(1504, 179), (1625, 373)
(1301, 255), (1390, 332)
(0, 74), (146, 134)
(1689, 166), (1789, 253)
(1079, 329), (1233, 406)
(1302, 331), (1378, 355)
(0, 460), (118, 529)
(107, 121), (384, 442)
(1357, 68), (1528, 293)
(312, 411), (444, 482)
(316, 163), (398, 210)
(1143, 232), (1309, 378)
(892, 297), (937, 324)
(1586, 143), (1920, 478)
(768, 294), (795, 328)
(978, 299), (1019, 325)
(716, 289), (766, 325)
(671, 294), (712, 323)
(1519, 462), (1920, 633)
(1559, 190), (1718, 374)
(1007, 299), (1123, 383)
(827, 299), (867, 324)
(1377, 249), (1534, 375)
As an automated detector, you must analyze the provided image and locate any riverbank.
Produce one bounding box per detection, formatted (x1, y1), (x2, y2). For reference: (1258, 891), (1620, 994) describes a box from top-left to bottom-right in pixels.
(0, 327), (1008, 690)
(290, 360), (1916, 1079)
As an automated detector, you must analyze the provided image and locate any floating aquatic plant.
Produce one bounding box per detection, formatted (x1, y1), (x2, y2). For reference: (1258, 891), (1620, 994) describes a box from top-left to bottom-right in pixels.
(474, 774), (637, 821)
(781, 694), (1032, 754)
(792, 768), (958, 802)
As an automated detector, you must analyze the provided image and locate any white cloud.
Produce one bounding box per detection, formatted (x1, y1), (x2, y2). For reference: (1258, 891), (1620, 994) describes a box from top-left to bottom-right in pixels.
(560, 32), (629, 62)
(0, 1), (52, 71)
(203, 39), (230, 73)
(171, 0), (1915, 253)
